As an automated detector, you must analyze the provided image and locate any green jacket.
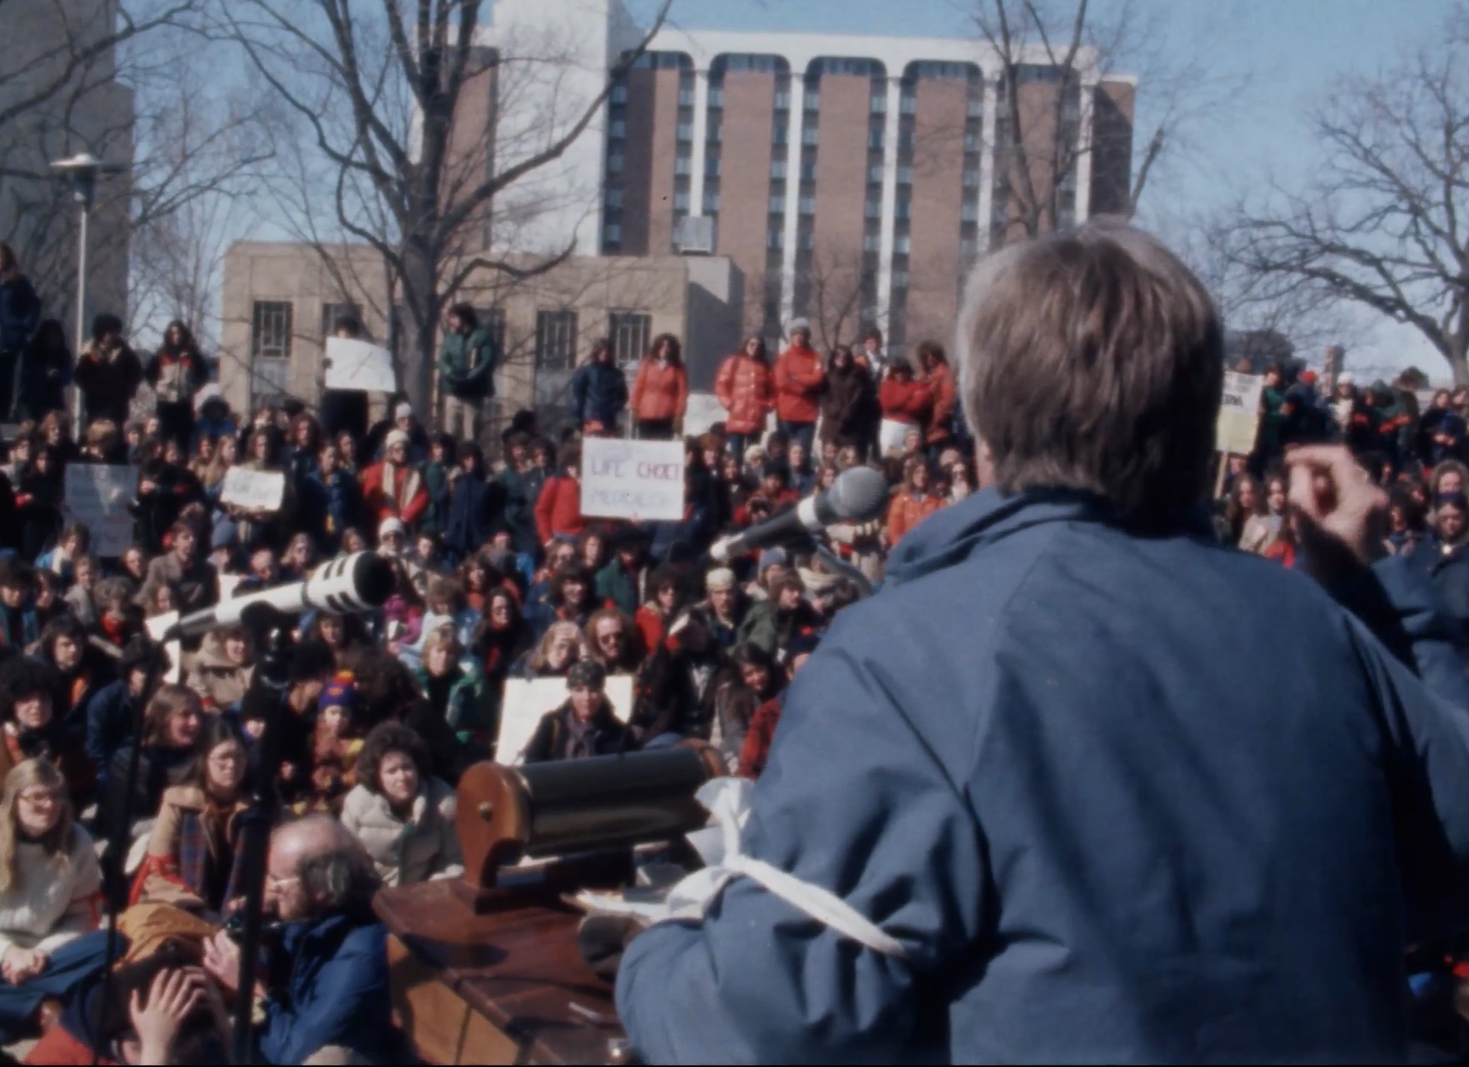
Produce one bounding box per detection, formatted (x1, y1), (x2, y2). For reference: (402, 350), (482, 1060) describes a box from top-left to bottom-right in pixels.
(437, 326), (498, 400)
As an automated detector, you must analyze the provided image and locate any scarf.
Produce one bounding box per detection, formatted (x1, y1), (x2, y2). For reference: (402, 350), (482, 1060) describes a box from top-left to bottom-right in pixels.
(564, 711), (603, 761)
(382, 461), (423, 513)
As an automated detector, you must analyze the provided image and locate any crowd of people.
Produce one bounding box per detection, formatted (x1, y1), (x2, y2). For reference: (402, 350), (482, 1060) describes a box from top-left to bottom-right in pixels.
(3, 227), (1469, 1062)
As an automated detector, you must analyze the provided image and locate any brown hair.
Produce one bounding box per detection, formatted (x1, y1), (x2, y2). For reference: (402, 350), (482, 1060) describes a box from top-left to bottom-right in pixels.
(142, 684), (201, 747)
(356, 721), (430, 797)
(958, 221), (1224, 524)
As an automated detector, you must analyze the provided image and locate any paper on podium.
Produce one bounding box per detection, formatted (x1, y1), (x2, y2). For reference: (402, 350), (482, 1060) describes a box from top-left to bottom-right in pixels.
(324, 336), (398, 393)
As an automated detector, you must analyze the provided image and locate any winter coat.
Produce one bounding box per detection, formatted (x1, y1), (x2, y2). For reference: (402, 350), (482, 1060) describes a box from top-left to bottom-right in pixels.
(631, 359), (689, 423)
(130, 463), (205, 558)
(522, 699), (636, 764)
(886, 490), (945, 546)
(878, 373), (933, 427)
(411, 661), (497, 741)
(0, 274), (40, 353)
(137, 552), (216, 615)
(145, 346), (209, 405)
(437, 326), (498, 401)
(571, 360), (630, 430)
(1422, 537), (1469, 634)
(445, 471), (498, 559)
(497, 466), (540, 555)
(133, 784), (246, 912)
(0, 825), (101, 958)
(73, 341), (144, 425)
(184, 632), (255, 711)
(297, 468), (362, 551)
(618, 487), (1469, 1064)
(715, 354), (774, 435)
(925, 362), (957, 444)
(736, 599), (823, 657)
(15, 334), (72, 419)
(596, 559), (647, 619)
(534, 473), (584, 543)
(339, 777), (462, 888)
(84, 680), (140, 795)
(361, 460), (428, 527)
(819, 363), (873, 446)
(422, 460), (450, 536)
(773, 344), (825, 424)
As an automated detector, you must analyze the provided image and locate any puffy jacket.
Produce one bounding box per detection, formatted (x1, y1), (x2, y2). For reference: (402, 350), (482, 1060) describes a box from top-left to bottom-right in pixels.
(631, 359), (689, 423)
(619, 488), (1469, 1064)
(773, 344), (825, 424)
(926, 362), (957, 443)
(885, 489), (945, 546)
(445, 472), (497, 559)
(878, 373), (933, 427)
(436, 326), (498, 401)
(715, 354), (774, 434)
(297, 469), (361, 550)
(0, 274), (40, 353)
(145, 347), (209, 405)
(571, 360), (630, 430)
(339, 777), (462, 888)
(74, 341), (144, 424)
(534, 473), (584, 543)
(184, 632), (255, 711)
(361, 461), (428, 527)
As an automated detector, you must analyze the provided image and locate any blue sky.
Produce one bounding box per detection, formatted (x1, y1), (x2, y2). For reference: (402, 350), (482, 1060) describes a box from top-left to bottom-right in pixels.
(623, 0), (1455, 380)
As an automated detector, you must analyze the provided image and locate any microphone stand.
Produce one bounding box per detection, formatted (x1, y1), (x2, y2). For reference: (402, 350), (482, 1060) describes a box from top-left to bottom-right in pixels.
(229, 604), (294, 1066)
(811, 543), (874, 600)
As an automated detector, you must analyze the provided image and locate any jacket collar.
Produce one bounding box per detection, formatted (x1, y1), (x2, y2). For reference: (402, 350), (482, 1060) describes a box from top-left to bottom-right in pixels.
(886, 486), (1214, 587)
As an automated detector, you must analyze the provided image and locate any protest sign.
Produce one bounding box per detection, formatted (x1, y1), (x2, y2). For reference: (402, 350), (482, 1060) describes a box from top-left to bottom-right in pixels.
(324, 336), (398, 393)
(878, 418), (914, 457)
(1216, 371), (1265, 456)
(63, 465), (136, 557)
(220, 467), (285, 512)
(683, 392), (728, 438)
(144, 612), (182, 685)
(496, 674), (635, 765)
(581, 437), (685, 522)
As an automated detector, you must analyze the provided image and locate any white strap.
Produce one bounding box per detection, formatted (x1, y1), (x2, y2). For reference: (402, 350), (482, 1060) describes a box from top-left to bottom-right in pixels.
(723, 853), (908, 958)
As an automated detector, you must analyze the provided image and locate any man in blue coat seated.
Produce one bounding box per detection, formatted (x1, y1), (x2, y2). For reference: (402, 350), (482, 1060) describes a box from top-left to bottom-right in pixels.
(616, 221), (1469, 1063)
(203, 815), (403, 1065)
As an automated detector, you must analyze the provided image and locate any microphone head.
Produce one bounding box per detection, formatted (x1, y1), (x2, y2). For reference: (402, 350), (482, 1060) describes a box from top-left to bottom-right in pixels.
(828, 466), (889, 523)
(347, 552), (397, 608)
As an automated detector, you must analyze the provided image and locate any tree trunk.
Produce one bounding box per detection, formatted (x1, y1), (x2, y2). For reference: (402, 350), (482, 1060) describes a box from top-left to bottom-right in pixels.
(398, 241), (439, 420)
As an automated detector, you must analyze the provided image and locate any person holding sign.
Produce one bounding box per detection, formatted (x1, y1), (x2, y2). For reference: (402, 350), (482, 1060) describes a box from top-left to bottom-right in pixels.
(437, 304), (498, 445)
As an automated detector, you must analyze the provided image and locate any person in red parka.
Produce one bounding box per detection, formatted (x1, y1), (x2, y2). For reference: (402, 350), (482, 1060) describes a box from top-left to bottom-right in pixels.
(361, 429), (429, 527)
(714, 335), (774, 457)
(877, 359), (933, 457)
(773, 320), (825, 455)
(535, 443), (586, 545)
(630, 334), (689, 441)
(917, 340), (957, 450)
(885, 454), (946, 547)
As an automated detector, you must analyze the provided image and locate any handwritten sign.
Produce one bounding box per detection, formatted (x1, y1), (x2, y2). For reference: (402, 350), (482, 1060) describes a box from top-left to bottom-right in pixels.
(496, 674), (635, 765)
(220, 467), (285, 512)
(878, 418), (916, 457)
(324, 336), (397, 393)
(1216, 371), (1265, 455)
(63, 465), (136, 558)
(580, 437), (685, 522)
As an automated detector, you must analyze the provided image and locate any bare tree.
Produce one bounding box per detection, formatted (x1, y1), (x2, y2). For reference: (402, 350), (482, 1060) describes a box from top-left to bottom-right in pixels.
(795, 242), (874, 355)
(1223, 7), (1469, 384)
(219, 0), (674, 416)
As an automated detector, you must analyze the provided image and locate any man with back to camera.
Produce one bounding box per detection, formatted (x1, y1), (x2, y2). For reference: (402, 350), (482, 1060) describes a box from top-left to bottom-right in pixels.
(615, 221), (1469, 1062)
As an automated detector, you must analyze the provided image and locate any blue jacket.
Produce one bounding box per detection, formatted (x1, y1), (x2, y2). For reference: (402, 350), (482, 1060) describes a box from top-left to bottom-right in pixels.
(0, 275), (40, 354)
(571, 360), (629, 429)
(298, 470), (362, 551)
(445, 472), (496, 557)
(260, 910), (398, 1065)
(618, 488), (1469, 1064)
(1421, 537), (1469, 634)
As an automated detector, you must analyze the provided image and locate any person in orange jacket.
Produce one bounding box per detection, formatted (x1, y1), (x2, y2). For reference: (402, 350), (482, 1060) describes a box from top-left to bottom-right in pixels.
(714, 335), (775, 457)
(885, 455), (946, 547)
(917, 340), (957, 449)
(534, 443), (586, 545)
(630, 334), (689, 440)
(773, 320), (825, 454)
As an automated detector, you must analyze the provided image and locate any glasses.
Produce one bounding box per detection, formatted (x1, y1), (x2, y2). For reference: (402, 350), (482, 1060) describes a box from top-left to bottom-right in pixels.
(18, 790), (59, 806)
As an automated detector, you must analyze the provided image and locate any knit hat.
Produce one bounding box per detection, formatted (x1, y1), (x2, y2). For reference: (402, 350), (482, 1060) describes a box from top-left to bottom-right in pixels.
(787, 318), (811, 336)
(1337, 372), (1355, 386)
(385, 429), (411, 451)
(705, 567), (735, 592)
(378, 516), (407, 540)
(395, 402), (414, 420)
(757, 547), (788, 574)
(320, 672), (356, 714)
(567, 658), (607, 692)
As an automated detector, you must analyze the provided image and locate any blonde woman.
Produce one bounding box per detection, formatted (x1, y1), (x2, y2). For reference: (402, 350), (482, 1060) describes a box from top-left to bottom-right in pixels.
(0, 759), (106, 1041)
(514, 620), (588, 679)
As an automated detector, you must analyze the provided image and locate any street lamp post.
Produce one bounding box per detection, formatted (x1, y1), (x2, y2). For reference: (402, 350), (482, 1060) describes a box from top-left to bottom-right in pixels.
(50, 153), (125, 424)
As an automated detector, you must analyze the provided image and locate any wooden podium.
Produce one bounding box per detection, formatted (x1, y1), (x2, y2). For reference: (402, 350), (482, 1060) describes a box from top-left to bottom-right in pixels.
(377, 746), (725, 1065)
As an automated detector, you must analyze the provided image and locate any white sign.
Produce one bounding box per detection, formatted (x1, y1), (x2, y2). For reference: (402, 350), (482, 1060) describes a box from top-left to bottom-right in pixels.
(220, 467), (285, 512)
(324, 337), (398, 394)
(878, 418), (915, 457)
(144, 611), (182, 685)
(580, 437), (685, 522)
(63, 465), (136, 558)
(1216, 371), (1265, 455)
(683, 393), (728, 439)
(496, 674), (634, 765)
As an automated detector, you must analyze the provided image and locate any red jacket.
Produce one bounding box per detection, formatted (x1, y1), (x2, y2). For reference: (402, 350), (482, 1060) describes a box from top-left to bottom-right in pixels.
(739, 696), (783, 779)
(634, 603), (666, 655)
(879, 375), (934, 427)
(534, 474), (584, 543)
(715, 354), (775, 434)
(926, 362), (957, 443)
(361, 461), (428, 526)
(631, 360), (689, 423)
(886, 490), (945, 546)
(774, 345), (825, 424)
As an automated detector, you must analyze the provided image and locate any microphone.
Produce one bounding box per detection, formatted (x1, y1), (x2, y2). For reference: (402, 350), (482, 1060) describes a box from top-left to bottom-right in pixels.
(710, 466), (889, 564)
(163, 551), (396, 640)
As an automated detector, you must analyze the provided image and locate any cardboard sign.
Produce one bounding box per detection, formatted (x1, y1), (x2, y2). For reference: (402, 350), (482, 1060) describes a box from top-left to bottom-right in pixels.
(324, 336), (398, 393)
(220, 467), (285, 512)
(878, 418), (915, 457)
(144, 611), (182, 685)
(496, 674), (635, 765)
(580, 437), (685, 522)
(682, 392), (728, 439)
(1216, 371), (1265, 455)
(63, 465), (136, 558)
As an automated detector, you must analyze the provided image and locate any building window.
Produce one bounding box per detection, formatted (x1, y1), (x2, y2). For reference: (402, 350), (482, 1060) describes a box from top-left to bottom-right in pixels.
(677, 123), (693, 142)
(900, 95), (917, 115)
(251, 301), (293, 361)
(892, 270), (910, 290)
(894, 234), (911, 254)
(864, 200), (881, 219)
(604, 222), (622, 245)
(771, 159), (788, 180)
(535, 311), (578, 372)
(804, 92), (820, 111)
(773, 125), (788, 146)
(871, 94), (886, 114)
(802, 126), (819, 146)
(867, 163), (884, 183)
(605, 188), (623, 209)
(963, 170), (980, 188)
(862, 233), (881, 252)
(708, 87), (724, 108)
(610, 120), (626, 139)
(679, 88), (695, 107)
(768, 227), (784, 249)
(319, 301), (360, 341)
(709, 124), (722, 143)
(608, 154), (624, 174)
(895, 199), (911, 219)
(868, 128), (884, 150)
(960, 237), (977, 259)
(727, 54), (777, 74)
(967, 97), (984, 119)
(706, 155), (721, 176)
(610, 84), (628, 105)
(798, 196), (815, 215)
(609, 312), (651, 371)
(674, 192), (690, 211)
(964, 132), (979, 152)
(961, 202), (979, 222)
(769, 194), (786, 214)
(775, 90), (791, 110)
(674, 157), (691, 176)
(897, 165), (913, 185)
(704, 192), (721, 213)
